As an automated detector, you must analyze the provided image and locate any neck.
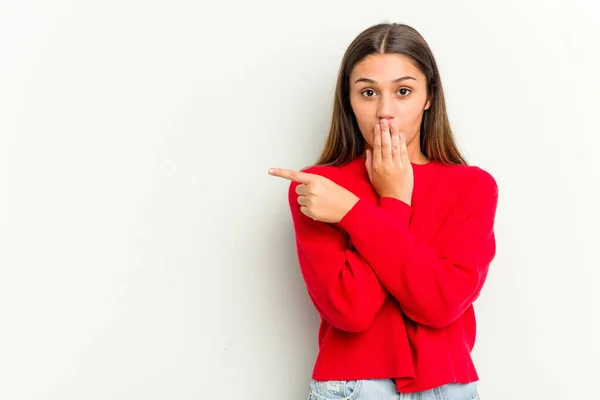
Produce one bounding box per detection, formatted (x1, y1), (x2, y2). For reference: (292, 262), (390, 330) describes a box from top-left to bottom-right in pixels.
(407, 134), (429, 164)
(408, 148), (430, 165)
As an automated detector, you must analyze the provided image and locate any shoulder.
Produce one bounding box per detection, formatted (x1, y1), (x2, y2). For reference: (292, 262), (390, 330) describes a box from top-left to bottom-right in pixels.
(457, 166), (499, 217)
(300, 162), (351, 179)
(438, 163), (498, 197)
(299, 164), (334, 176)
(462, 164), (497, 197)
(430, 163), (498, 216)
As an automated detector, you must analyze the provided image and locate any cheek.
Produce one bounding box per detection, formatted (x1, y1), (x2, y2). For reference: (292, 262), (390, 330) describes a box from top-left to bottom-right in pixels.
(358, 115), (377, 145)
(350, 103), (375, 140)
(399, 103), (426, 129)
(399, 101), (424, 120)
(404, 105), (428, 143)
(355, 111), (373, 130)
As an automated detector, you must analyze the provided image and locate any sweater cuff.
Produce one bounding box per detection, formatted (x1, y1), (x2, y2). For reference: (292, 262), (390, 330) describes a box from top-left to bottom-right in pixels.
(338, 197), (412, 237)
(338, 198), (371, 234)
(379, 197), (413, 228)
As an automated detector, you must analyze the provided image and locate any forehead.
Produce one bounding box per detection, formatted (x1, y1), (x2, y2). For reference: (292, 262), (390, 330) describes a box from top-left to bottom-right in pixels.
(350, 53), (424, 82)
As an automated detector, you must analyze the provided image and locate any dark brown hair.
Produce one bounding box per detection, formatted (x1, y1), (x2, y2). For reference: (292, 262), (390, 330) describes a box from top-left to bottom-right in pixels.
(316, 23), (468, 166)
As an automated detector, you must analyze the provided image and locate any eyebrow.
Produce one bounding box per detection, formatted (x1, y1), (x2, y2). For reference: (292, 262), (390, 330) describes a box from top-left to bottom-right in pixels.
(354, 76), (417, 84)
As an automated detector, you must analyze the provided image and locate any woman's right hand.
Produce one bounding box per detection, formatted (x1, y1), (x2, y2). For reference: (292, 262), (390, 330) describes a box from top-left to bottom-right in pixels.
(365, 119), (414, 206)
(268, 168), (359, 223)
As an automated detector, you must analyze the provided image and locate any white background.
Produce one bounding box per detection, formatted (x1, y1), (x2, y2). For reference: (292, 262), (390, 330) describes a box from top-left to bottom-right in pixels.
(1, 0), (599, 399)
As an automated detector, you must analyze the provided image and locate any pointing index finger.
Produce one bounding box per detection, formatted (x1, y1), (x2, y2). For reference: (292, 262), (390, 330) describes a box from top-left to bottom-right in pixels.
(268, 168), (315, 184)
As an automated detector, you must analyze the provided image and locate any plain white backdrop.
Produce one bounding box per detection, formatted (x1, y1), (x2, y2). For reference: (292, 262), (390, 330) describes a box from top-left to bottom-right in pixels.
(1, 0), (599, 399)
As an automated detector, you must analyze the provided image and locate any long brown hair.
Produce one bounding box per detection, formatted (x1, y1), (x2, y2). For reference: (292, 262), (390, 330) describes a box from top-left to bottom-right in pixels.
(316, 23), (468, 166)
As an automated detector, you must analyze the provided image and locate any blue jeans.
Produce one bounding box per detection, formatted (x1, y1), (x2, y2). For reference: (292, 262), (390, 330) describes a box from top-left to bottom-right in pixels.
(308, 378), (479, 400)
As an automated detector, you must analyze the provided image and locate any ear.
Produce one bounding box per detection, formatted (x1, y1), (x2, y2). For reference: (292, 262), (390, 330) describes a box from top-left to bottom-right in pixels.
(424, 95), (432, 111)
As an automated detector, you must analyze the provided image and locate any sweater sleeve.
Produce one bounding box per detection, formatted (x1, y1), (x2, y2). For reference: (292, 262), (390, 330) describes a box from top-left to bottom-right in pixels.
(337, 169), (498, 329)
(287, 180), (389, 333)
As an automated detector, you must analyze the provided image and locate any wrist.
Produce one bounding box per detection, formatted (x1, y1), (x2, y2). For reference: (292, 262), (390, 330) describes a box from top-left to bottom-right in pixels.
(345, 193), (360, 212)
(338, 193), (359, 222)
(380, 194), (411, 206)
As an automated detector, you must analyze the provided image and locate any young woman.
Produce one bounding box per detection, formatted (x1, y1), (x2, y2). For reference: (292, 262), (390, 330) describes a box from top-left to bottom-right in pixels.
(269, 22), (497, 400)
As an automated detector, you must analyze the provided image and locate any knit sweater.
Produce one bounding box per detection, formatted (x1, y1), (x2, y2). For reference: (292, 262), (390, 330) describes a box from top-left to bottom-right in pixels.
(287, 155), (498, 393)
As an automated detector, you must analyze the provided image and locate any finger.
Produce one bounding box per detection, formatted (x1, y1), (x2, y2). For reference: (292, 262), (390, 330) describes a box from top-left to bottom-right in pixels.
(399, 133), (409, 164)
(299, 205), (314, 220)
(390, 120), (401, 165)
(373, 124), (382, 165)
(295, 183), (307, 195)
(296, 195), (307, 206)
(268, 168), (315, 184)
(389, 119), (399, 136)
(380, 119), (392, 162)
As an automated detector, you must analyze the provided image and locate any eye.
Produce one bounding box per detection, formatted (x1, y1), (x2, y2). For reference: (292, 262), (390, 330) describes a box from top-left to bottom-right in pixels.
(361, 89), (376, 97)
(398, 88), (412, 96)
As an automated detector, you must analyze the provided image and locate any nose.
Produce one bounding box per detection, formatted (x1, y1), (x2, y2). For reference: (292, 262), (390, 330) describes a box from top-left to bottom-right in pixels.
(376, 95), (394, 120)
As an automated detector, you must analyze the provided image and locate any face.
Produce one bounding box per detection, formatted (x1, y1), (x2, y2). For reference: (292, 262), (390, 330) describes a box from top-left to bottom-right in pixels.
(349, 53), (431, 158)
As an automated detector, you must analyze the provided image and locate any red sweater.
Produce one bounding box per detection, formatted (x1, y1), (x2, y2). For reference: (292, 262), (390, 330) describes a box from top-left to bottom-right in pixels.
(287, 156), (498, 393)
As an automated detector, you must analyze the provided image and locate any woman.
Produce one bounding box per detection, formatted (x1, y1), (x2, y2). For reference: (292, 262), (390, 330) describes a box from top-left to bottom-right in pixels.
(269, 22), (497, 400)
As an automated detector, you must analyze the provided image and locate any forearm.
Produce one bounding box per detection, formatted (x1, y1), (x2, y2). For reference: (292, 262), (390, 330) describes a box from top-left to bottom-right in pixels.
(338, 195), (497, 328)
(288, 181), (389, 332)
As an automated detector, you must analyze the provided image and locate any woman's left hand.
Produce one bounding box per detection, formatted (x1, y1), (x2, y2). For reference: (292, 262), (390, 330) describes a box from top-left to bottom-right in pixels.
(268, 168), (359, 223)
(365, 119), (414, 206)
